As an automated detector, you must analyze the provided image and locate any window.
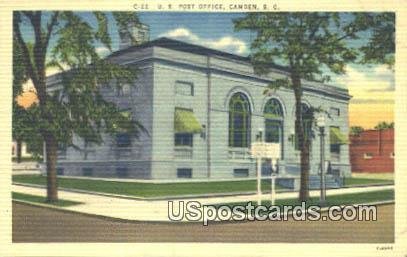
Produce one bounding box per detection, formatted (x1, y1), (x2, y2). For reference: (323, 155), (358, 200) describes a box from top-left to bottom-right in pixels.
(175, 81), (194, 96)
(177, 168), (192, 178)
(330, 126), (341, 162)
(264, 98), (283, 118)
(116, 133), (131, 147)
(116, 167), (128, 178)
(330, 107), (340, 117)
(122, 84), (131, 96)
(175, 133), (193, 146)
(302, 104), (313, 141)
(57, 168), (64, 176)
(364, 153), (373, 159)
(233, 169), (249, 177)
(265, 120), (281, 143)
(116, 83), (131, 97)
(329, 126), (348, 162)
(264, 98), (284, 144)
(229, 93), (251, 147)
(330, 144), (340, 154)
(174, 108), (201, 148)
(82, 167), (93, 176)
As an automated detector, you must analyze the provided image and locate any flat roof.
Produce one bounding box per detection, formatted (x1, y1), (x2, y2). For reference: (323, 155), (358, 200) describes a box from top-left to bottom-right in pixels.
(108, 37), (347, 93)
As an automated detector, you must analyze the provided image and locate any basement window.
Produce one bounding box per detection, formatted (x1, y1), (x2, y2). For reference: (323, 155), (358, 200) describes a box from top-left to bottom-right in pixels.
(82, 167), (93, 176)
(177, 168), (192, 178)
(116, 167), (128, 178)
(233, 169), (249, 178)
(57, 168), (64, 176)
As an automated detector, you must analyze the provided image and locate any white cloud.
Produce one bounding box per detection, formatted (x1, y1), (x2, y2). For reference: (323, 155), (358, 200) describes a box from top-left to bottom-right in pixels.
(334, 65), (394, 104)
(159, 27), (248, 55)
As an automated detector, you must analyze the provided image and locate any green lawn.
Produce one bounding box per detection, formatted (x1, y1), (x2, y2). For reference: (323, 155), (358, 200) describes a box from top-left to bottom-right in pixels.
(343, 177), (393, 186)
(13, 175), (283, 198)
(12, 192), (82, 207)
(217, 189), (394, 208)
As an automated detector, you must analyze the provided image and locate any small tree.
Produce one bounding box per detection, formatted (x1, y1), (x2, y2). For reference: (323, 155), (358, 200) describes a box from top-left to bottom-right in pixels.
(234, 13), (395, 201)
(374, 121), (394, 130)
(13, 11), (145, 202)
(350, 126), (365, 136)
(12, 34), (38, 163)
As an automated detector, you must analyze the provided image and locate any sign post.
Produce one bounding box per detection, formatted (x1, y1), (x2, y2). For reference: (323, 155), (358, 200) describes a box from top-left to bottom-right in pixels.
(256, 156), (262, 205)
(251, 140), (281, 206)
(271, 173), (276, 205)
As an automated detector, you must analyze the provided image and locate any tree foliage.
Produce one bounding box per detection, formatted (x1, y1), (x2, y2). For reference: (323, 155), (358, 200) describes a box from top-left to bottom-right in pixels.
(359, 13), (395, 68)
(234, 12), (394, 201)
(350, 126), (365, 136)
(374, 121), (394, 130)
(13, 11), (145, 201)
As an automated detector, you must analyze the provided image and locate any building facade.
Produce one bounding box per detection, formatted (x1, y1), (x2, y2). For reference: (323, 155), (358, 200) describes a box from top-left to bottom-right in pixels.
(46, 36), (351, 181)
(350, 128), (394, 173)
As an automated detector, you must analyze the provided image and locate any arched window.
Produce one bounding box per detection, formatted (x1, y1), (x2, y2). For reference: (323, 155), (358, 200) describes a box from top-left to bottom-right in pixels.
(264, 98), (284, 119)
(301, 103), (312, 140)
(264, 98), (284, 145)
(229, 93), (251, 147)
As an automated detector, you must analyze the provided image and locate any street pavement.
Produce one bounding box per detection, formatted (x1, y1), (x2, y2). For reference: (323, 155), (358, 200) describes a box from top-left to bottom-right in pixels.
(12, 202), (395, 243)
(12, 184), (394, 222)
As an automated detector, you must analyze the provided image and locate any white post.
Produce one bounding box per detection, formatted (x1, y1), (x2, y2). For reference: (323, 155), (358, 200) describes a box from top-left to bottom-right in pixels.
(257, 156), (261, 205)
(43, 141), (47, 164)
(271, 174), (276, 206)
(270, 158), (277, 206)
(256, 128), (263, 206)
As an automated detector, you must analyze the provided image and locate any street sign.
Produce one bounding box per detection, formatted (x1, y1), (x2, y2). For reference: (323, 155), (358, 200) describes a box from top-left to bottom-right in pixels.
(251, 142), (281, 205)
(251, 142), (281, 159)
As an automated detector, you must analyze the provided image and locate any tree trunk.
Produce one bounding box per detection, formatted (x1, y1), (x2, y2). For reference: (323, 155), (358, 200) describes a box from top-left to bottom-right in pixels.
(16, 140), (22, 163)
(45, 135), (58, 202)
(291, 74), (310, 202)
(299, 139), (311, 201)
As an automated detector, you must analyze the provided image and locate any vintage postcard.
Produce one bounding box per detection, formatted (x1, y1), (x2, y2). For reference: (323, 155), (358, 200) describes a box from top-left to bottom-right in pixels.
(1, 0), (406, 256)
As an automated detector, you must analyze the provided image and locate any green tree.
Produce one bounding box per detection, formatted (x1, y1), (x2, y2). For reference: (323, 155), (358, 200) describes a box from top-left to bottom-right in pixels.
(13, 11), (145, 202)
(234, 13), (394, 201)
(350, 126), (365, 136)
(359, 13), (395, 68)
(374, 121), (394, 130)
(12, 34), (34, 163)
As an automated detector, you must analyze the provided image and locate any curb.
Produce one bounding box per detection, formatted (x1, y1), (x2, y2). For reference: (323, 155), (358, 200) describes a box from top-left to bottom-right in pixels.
(13, 182), (394, 201)
(341, 182), (394, 188)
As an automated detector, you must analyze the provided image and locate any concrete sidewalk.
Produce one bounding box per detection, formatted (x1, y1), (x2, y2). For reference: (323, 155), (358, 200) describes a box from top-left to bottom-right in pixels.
(12, 184), (394, 222)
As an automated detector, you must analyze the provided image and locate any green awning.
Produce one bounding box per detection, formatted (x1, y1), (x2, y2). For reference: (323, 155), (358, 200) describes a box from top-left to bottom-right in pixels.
(330, 127), (348, 145)
(174, 108), (202, 133)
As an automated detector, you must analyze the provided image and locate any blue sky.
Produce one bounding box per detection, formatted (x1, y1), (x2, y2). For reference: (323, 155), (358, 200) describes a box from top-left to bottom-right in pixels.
(18, 11), (394, 128)
(105, 12), (251, 55)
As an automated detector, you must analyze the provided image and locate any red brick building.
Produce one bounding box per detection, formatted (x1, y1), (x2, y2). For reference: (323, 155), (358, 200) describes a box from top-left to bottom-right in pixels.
(349, 128), (394, 173)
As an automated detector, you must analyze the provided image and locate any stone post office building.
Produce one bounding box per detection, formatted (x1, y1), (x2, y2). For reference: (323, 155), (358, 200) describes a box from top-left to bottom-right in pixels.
(46, 25), (351, 185)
